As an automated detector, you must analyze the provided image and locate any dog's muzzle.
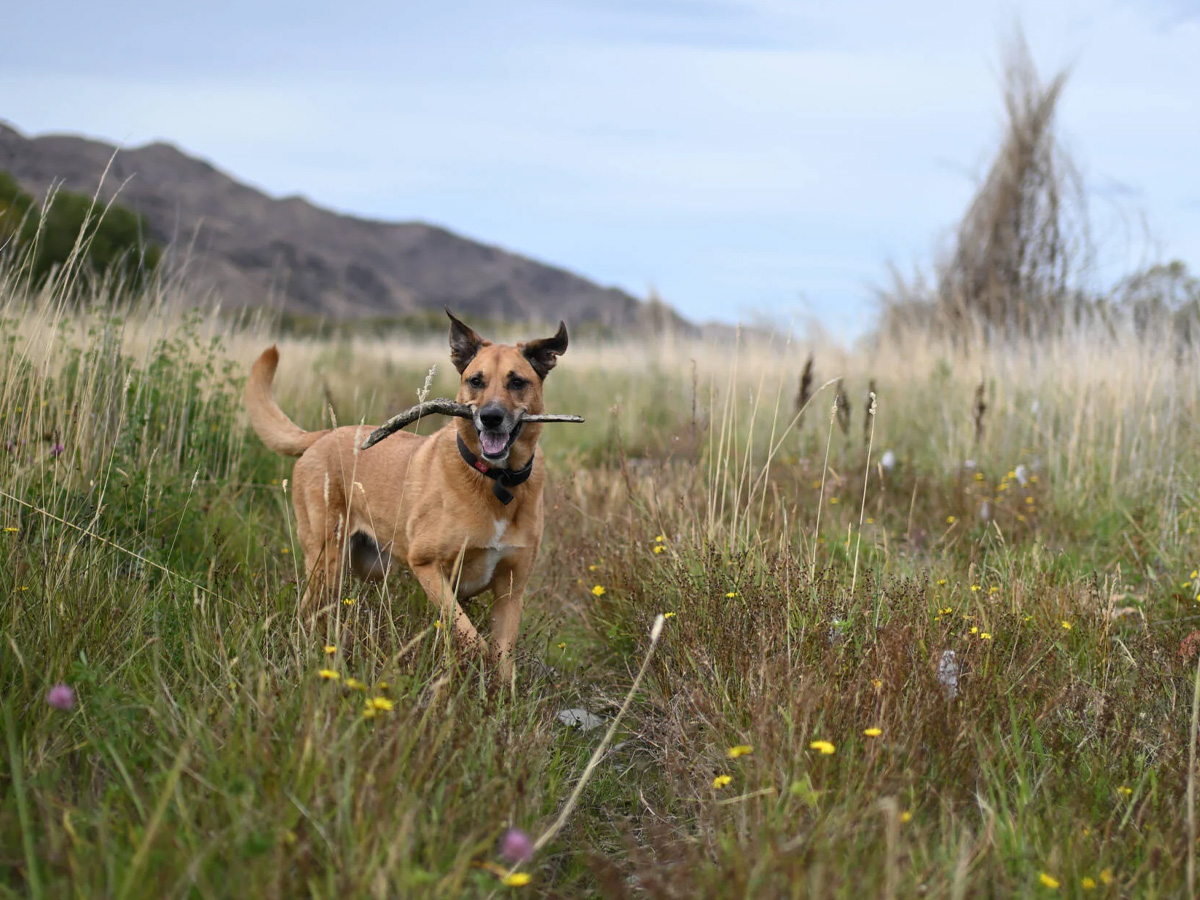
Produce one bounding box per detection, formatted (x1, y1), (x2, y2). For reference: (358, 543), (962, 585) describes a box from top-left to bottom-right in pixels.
(475, 402), (523, 461)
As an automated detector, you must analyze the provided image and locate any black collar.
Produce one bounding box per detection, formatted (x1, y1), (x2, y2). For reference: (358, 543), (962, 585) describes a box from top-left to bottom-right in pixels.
(456, 434), (534, 505)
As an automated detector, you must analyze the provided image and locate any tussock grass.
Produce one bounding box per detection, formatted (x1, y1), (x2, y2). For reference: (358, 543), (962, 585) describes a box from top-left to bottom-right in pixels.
(2, 266), (1200, 897)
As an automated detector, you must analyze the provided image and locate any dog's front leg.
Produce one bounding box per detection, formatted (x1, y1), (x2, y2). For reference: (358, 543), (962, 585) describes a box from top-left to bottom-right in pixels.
(412, 562), (488, 658)
(489, 558), (532, 681)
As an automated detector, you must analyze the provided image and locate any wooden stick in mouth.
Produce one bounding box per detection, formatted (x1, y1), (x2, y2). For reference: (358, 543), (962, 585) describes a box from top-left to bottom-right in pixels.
(360, 399), (585, 451)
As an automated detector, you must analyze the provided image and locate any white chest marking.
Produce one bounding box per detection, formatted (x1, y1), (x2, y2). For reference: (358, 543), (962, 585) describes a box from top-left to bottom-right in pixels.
(458, 519), (515, 596)
(487, 518), (509, 549)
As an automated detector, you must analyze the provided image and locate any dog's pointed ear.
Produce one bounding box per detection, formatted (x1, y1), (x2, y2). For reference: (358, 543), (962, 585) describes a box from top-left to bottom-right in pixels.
(446, 309), (487, 373)
(520, 321), (568, 380)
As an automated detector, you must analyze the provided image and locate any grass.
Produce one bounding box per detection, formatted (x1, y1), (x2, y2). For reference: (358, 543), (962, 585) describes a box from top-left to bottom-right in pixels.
(2, 269), (1200, 898)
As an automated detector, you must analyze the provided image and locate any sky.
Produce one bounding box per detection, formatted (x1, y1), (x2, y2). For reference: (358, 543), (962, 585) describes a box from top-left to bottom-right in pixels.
(4, 0), (1199, 338)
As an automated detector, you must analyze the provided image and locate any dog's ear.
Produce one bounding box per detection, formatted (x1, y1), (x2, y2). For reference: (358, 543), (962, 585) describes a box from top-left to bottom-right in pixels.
(520, 321), (569, 380)
(446, 309), (487, 374)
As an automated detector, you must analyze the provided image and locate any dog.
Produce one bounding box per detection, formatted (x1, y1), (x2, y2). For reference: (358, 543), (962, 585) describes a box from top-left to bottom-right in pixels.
(245, 311), (568, 677)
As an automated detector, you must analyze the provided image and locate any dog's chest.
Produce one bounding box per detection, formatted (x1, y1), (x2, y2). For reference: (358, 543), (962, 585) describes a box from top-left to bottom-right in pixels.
(457, 518), (516, 596)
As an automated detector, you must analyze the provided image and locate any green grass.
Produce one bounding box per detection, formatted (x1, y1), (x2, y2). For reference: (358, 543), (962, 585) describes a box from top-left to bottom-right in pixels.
(2, 276), (1200, 898)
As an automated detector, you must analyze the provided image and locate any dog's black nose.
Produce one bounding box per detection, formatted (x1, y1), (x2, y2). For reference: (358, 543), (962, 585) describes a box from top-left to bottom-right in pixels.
(479, 405), (506, 429)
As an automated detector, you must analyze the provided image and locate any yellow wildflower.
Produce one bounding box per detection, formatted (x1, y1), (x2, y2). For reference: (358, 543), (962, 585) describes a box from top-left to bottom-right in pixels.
(863, 727), (882, 737)
(281, 547), (290, 554)
(969, 627), (979, 635)
(591, 585), (606, 597)
(946, 515), (956, 524)
(829, 497), (839, 505)
(1117, 785), (1132, 796)
(899, 810), (912, 823)
(866, 517), (875, 524)
(980, 632), (993, 641)
(937, 579), (947, 586)
(345, 678), (367, 691)
(343, 597), (355, 606)
(324, 645), (336, 654)
(870, 678), (883, 690)
(3, 526), (18, 533)
(1081, 877), (1096, 890)
(988, 586), (999, 594)
(654, 534), (666, 543)
(1038, 872), (1060, 890)
(970, 584), (981, 592)
(653, 545), (665, 554)
(1099, 869), (1113, 885)
(368, 696), (393, 711)
(377, 681), (389, 690)
(974, 471), (984, 481)
(502, 872), (531, 887)
(588, 564), (598, 571)
(727, 744), (753, 759)
(725, 591), (738, 598)
(809, 740), (835, 755)
(663, 611), (676, 619)
(712, 774), (732, 788)
(557, 642), (566, 650)
(318, 669), (340, 681)
(363, 708), (377, 719)
(1061, 621), (1072, 631)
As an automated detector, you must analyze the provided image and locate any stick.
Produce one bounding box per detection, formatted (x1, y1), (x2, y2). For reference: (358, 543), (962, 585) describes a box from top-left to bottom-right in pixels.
(359, 399), (584, 450)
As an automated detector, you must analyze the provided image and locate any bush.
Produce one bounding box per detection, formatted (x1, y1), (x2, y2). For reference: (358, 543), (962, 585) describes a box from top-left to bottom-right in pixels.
(0, 171), (161, 295)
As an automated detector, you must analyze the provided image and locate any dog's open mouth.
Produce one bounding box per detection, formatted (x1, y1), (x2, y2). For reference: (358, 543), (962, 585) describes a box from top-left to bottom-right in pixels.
(479, 430), (511, 458)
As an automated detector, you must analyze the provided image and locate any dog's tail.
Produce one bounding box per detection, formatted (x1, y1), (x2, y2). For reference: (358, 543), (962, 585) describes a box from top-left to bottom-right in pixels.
(245, 346), (329, 457)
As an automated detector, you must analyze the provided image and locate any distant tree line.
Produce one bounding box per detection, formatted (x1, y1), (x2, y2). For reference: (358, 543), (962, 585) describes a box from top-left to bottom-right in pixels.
(0, 171), (161, 293)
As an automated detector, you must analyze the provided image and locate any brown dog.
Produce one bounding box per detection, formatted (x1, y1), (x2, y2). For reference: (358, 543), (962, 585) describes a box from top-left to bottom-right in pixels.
(245, 311), (568, 677)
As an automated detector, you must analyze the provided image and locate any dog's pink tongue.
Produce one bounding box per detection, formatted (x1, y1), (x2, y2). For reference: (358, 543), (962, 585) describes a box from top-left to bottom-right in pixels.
(481, 432), (508, 456)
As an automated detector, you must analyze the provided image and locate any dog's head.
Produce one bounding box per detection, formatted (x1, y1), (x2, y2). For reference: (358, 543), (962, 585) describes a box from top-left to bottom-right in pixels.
(446, 310), (568, 466)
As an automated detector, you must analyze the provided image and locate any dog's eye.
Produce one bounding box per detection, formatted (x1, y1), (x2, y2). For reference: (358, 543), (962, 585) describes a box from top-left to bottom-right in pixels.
(508, 376), (528, 391)
(467, 374), (485, 389)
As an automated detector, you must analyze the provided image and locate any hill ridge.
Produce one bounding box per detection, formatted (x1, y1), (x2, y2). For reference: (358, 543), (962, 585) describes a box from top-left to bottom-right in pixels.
(0, 120), (688, 331)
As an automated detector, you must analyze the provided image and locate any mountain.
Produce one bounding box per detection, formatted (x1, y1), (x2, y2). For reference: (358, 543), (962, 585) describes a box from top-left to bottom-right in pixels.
(0, 121), (690, 331)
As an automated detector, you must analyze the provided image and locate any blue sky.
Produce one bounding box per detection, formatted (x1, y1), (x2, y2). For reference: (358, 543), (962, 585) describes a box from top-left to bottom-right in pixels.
(4, 0), (1199, 337)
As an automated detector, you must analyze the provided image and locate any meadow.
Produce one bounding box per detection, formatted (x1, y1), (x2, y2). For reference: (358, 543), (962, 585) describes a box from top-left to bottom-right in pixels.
(1, 263), (1198, 900)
